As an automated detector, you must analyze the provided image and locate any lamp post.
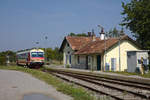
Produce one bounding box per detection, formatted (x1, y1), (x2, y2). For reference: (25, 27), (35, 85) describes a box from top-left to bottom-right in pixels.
(118, 28), (123, 71)
(44, 35), (48, 64)
(6, 55), (10, 66)
(98, 25), (106, 71)
(119, 34), (121, 71)
(36, 41), (39, 50)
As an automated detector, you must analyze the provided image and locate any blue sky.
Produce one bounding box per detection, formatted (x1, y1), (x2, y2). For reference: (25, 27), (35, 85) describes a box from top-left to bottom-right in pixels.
(0, 0), (130, 51)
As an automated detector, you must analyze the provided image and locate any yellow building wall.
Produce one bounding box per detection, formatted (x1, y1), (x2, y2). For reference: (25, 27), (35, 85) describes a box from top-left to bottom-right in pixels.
(103, 40), (139, 71)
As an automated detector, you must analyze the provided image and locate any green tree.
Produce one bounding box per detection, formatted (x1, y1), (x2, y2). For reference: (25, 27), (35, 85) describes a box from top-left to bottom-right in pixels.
(53, 47), (63, 63)
(108, 27), (120, 38)
(121, 0), (150, 49)
(0, 50), (16, 65)
(68, 32), (88, 37)
(44, 47), (63, 63)
(45, 48), (55, 61)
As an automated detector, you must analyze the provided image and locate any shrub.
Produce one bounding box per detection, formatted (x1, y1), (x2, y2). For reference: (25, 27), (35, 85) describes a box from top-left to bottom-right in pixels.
(66, 64), (70, 68)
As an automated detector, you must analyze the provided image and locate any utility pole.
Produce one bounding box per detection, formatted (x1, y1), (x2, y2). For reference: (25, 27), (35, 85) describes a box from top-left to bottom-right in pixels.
(44, 35), (48, 64)
(119, 34), (121, 71)
(98, 25), (106, 71)
(36, 41), (39, 50)
(6, 55), (10, 66)
(119, 28), (123, 71)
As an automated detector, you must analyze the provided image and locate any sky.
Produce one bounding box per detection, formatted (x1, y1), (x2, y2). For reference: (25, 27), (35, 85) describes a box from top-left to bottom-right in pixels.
(0, 0), (130, 52)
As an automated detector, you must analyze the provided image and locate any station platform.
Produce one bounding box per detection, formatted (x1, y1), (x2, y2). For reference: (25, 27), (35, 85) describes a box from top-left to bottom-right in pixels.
(47, 65), (150, 84)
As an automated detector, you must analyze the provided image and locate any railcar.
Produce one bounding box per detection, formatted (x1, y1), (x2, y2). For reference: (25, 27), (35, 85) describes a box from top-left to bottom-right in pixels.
(16, 49), (44, 68)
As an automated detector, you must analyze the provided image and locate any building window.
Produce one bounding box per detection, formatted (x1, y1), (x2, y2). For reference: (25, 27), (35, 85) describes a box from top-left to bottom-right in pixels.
(69, 55), (71, 64)
(77, 56), (80, 64)
(138, 59), (148, 65)
(143, 59), (147, 65)
(111, 58), (116, 71)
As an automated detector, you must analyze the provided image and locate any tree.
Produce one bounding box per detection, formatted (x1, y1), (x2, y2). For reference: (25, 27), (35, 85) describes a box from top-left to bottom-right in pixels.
(53, 47), (63, 63)
(43, 47), (63, 63)
(121, 0), (150, 49)
(45, 48), (55, 61)
(108, 27), (120, 38)
(0, 50), (16, 65)
(68, 32), (88, 37)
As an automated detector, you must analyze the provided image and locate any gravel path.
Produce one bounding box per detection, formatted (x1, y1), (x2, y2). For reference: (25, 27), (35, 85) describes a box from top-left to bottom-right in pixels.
(0, 70), (72, 100)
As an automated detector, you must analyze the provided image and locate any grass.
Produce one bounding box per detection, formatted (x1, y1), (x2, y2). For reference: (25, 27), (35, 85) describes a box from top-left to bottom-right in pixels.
(105, 71), (139, 76)
(0, 65), (98, 100)
(105, 71), (150, 78)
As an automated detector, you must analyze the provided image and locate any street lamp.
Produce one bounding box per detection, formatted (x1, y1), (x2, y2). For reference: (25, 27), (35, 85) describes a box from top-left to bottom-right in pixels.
(6, 55), (10, 66)
(98, 25), (106, 71)
(35, 41), (39, 50)
(44, 35), (48, 64)
(118, 27), (124, 71)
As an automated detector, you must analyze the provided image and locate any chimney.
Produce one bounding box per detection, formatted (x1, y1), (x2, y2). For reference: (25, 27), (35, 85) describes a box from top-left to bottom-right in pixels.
(100, 28), (105, 40)
(92, 29), (96, 41)
(87, 32), (92, 37)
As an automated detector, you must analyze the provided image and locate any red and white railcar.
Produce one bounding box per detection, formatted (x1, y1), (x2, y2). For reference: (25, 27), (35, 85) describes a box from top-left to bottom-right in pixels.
(16, 49), (44, 68)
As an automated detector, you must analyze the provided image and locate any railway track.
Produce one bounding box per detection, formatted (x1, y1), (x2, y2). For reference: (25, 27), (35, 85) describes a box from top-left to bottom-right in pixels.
(43, 69), (150, 100)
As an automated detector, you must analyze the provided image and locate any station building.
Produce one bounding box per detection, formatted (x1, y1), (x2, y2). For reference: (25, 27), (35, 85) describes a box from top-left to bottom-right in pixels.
(60, 33), (148, 72)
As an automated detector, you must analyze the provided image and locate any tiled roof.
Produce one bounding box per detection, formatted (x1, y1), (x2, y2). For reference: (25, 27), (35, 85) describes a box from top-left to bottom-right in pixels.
(66, 36), (100, 50)
(74, 38), (118, 54)
(74, 35), (140, 54)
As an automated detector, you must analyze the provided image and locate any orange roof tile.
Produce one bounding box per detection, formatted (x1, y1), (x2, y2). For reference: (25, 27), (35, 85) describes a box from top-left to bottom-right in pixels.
(74, 38), (118, 54)
(66, 36), (100, 50)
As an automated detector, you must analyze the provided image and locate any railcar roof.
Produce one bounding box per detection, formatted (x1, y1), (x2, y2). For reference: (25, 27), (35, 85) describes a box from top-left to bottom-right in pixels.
(16, 49), (44, 55)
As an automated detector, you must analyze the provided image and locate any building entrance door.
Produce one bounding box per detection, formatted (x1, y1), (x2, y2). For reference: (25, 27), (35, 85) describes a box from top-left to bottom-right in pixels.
(97, 55), (101, 71)
(86, 56), (88, 69)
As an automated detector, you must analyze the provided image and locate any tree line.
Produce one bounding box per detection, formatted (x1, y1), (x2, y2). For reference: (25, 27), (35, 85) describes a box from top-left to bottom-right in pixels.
(68, 27), (124, 38)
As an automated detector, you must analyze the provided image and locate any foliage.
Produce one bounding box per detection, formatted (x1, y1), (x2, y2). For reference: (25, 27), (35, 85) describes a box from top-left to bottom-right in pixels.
(107, 27), (120, 38)
(0, 66), (97, 100)
(68, 32), (88, 37)
(121, 0), (150, 49)
(44, 47), (63, 62)
(66, 64), (70, 68)
(0, 51), (16, 65)
(106, 70), (150, 78)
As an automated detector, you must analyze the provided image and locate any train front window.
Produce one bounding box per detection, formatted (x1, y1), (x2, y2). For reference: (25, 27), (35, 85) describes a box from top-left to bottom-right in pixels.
(37, 52), (44, 57)
(31, 52), (44, 57)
